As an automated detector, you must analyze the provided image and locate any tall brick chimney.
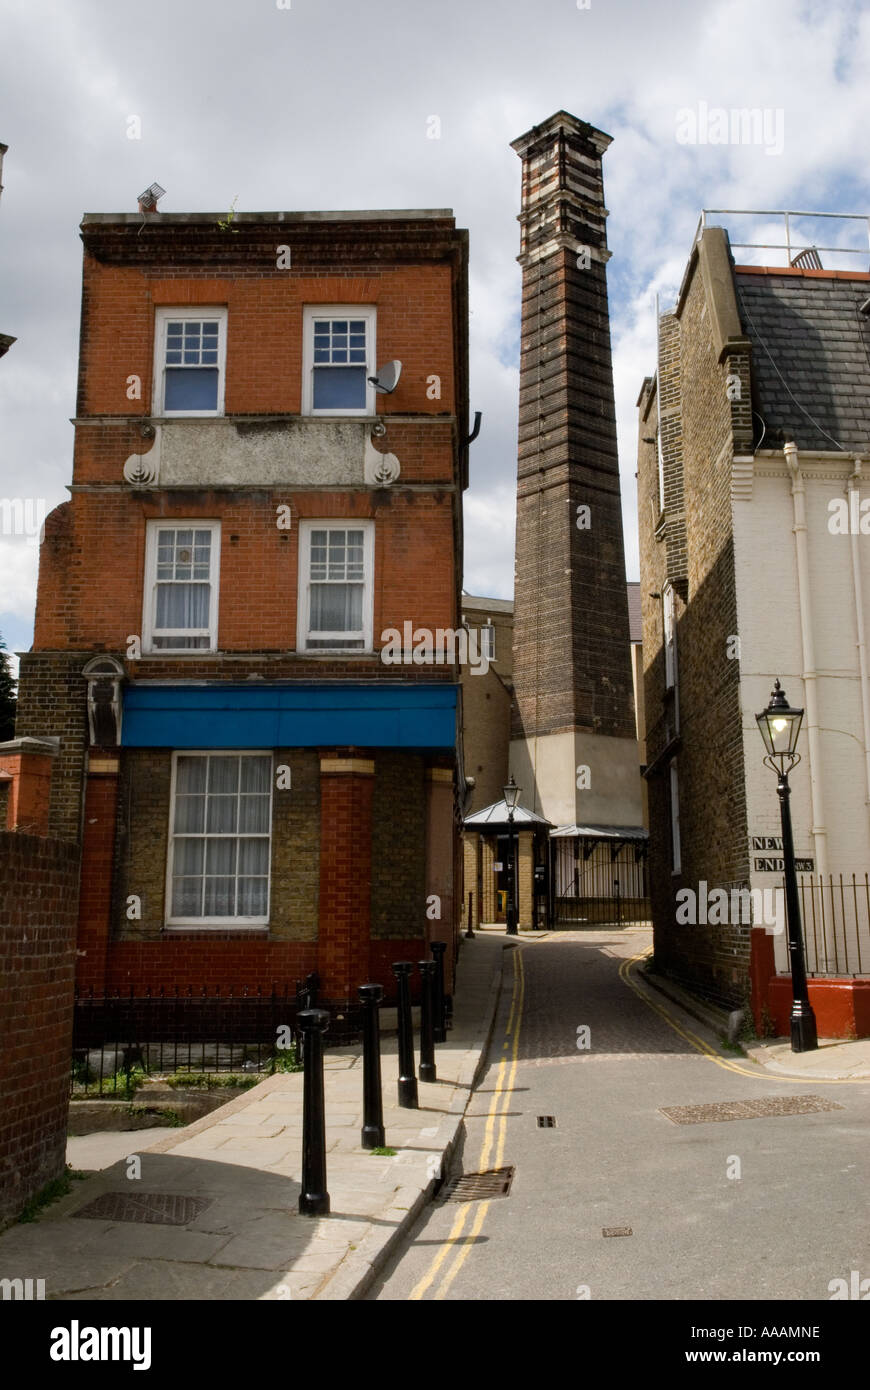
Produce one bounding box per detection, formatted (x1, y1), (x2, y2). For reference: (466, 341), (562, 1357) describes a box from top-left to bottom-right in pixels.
(509, 111), (641, 829)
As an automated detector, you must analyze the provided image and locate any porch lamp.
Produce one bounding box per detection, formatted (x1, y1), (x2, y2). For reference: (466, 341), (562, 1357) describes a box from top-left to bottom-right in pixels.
(503, 775), (521, 937)
(755, 679), (818, 1052)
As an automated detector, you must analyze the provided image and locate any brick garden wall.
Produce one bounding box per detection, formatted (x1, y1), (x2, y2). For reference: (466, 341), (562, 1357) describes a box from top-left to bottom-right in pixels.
(0, 832), (80, 1229)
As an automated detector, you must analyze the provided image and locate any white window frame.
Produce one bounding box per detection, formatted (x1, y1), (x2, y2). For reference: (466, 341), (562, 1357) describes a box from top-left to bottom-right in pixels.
(663, 583), (677, 691)
(142, 520), (221, 654)
(152, 307), (227, 417)
(296, 519), (374, 653)
(669, 760), (682, 875)
(165, 750), (273, 928)
(302, 305), (376, 416)
(481, 622), (496, 661)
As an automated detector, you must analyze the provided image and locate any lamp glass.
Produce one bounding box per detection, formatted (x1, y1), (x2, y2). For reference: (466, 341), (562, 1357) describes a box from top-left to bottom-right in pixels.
(756, 682), (803, 761)
(503, 776), (521, 812)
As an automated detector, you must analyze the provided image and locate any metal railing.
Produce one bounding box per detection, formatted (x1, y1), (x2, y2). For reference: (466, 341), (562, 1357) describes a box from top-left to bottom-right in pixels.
(553, 892), (652, 930)
(695, 209), (870, 268)
(69, 975), (369, 1097)
(798, 874), (870, 977)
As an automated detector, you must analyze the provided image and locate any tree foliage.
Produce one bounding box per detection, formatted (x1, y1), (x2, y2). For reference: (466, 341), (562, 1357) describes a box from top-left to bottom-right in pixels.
(0, 632), (17, 742)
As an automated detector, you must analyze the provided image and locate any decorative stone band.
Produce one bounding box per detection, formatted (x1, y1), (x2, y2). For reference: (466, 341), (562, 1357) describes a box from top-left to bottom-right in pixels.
(88, 758), (120, 775)
(319, 757), (375, 776)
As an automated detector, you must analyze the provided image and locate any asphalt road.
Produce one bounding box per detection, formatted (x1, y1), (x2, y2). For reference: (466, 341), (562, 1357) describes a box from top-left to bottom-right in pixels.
(368, 929), (870, 1302)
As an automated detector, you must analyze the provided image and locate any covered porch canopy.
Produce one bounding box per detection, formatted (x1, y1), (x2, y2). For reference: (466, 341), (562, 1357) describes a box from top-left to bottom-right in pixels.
(463, 798), (552, 930)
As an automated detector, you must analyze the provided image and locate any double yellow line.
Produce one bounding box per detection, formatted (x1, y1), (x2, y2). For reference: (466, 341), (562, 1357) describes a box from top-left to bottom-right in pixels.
(410, 946), (525, 1301)
(620, 948), (866, 1085)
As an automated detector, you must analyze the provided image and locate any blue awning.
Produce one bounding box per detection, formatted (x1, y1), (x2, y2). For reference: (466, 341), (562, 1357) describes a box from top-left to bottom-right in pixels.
(121, 682), (458, 750)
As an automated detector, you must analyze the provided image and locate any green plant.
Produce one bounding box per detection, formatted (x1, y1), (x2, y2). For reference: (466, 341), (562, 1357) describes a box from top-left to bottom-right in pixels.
(369, 1146), (397, 1157)
(267, 1046), (302, 1075)
(217, 195), (239, 233)
(107, 1062), (148, 1097)
(758, 1004), (778, 1038)
(18, 1167), (85, 1223)
(165, 1071), (260, 1089)
(70, 1055), (94, 1086)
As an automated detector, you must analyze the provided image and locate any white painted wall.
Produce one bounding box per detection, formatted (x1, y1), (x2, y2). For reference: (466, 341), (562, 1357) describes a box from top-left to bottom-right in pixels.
(733, 451), (870, 971)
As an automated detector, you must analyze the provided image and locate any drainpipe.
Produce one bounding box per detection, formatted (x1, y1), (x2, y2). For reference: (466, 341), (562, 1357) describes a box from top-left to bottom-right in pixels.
(783, 440), (828, 878)
(846, 456), (870, 840)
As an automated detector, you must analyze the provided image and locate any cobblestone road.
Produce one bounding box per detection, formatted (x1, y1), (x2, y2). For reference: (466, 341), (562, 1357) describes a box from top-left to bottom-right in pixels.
(368, 929), (870, 1302)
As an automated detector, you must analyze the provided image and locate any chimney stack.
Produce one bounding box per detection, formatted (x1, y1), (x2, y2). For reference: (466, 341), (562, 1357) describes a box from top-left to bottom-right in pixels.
(508, 111), (641, 830)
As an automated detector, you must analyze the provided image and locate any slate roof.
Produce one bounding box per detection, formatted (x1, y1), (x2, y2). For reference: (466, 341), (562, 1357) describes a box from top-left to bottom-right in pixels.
(734, 270), (870, 453)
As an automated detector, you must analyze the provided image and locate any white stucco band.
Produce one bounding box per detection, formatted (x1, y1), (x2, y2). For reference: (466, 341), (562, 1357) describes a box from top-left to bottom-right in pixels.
(509, 731), (643, 829)
(156, 418), (369, 487)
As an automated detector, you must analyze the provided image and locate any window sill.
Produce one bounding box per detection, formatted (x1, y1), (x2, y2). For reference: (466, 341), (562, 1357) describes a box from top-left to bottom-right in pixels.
(163, 924), (270, 933)
(138, 650), (219, 659)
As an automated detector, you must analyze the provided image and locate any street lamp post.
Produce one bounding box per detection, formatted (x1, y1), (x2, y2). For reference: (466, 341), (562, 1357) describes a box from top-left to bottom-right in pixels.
(755, 679), (818, 1053)
(503, 775), (521, 936)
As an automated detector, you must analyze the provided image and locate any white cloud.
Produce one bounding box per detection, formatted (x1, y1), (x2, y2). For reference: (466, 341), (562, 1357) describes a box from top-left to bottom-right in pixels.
(1, 0), (867, 627)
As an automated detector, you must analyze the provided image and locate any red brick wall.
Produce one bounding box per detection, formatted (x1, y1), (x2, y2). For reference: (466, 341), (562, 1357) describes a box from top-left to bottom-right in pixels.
(76, 262), (457, 423)
(34, 487), (457, 653)
(0, 832), (80, 1229)
(318, 762), (374, 1000)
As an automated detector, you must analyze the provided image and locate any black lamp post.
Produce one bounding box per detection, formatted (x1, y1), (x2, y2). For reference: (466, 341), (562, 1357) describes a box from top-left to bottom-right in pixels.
(503, 775), (521, 936)
(755, 679), (818, 1052)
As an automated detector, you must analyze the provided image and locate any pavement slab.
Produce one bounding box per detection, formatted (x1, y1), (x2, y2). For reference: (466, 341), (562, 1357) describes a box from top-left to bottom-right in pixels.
(0, 934), (504, 1301)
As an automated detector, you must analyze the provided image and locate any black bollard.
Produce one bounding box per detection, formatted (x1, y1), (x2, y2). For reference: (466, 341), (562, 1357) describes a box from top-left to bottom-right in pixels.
(391, 962), (418, 1108)
(359, 983), (385, 1149)
(430, 940), (447, 1043)
(417, 960), (437, 1084)
(465, 889), (475, 939)
(298, 1008), (330, 1216)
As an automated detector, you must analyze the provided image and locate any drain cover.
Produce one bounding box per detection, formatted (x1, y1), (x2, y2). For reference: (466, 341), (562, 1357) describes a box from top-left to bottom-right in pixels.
(602, 1226), (633, 1238)
(660, 1095), (843, 1126)
(73, 1192), (212, 1226)
(537, 1116), (556, 1128)
(441, 1167), (514, 1202)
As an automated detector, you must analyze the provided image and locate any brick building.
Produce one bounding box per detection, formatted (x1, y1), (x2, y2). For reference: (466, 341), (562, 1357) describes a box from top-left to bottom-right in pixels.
(637, 213), (870, 1036)
(12, 202), (469, 1008)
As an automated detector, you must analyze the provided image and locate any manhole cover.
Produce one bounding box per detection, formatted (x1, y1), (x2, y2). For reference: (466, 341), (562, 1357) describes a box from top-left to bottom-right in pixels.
(537, 1116), (556, 1128)
(73, 1192), (212, 1226)
(602, 1226), (633, 1238)
(659, 1095), (843, 1126)
(441, 1167), (514, 1202)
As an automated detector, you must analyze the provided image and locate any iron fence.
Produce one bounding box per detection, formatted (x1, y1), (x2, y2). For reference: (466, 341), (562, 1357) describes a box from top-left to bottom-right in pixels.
(69, 975), (366, 1096)
(798, 874), (870, 977)
(553, 837), (651, 930)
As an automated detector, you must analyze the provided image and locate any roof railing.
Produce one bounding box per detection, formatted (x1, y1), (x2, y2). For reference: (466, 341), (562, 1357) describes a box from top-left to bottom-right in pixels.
(695, 208), (870, 267)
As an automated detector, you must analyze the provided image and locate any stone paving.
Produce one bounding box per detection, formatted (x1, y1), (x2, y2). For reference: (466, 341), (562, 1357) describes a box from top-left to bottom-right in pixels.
(0, 934), (505, 1302)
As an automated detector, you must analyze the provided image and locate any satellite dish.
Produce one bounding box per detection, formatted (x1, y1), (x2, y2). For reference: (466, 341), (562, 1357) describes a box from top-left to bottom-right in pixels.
(368, 360), (402, 394)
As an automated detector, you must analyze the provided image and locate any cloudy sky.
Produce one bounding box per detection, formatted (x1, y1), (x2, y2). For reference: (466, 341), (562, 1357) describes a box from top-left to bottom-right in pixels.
(1, 0), (869, 680)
